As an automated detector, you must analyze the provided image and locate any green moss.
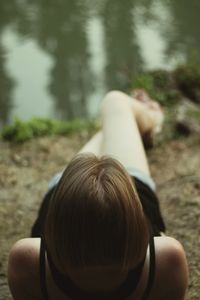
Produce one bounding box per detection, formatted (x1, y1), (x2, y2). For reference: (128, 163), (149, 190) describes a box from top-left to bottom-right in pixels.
(131, 66), (200, 141)
(1, 118), (99, 143)
(132, 73), (155, 94)
(149, 70), (171, 90)
(132, 70), (181, 107)
(131, 64), (200, 106)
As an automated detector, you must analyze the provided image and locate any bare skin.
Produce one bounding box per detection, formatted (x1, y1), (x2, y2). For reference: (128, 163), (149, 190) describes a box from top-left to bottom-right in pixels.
(8, 237), (188, 300)
(130, 88), (164, 135)
(8, 90), (188, 300)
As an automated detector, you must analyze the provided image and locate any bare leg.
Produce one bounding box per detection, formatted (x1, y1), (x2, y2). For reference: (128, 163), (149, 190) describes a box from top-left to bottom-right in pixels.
(101, 91), (151, 175)
(78, 90), (163, 176)
(78, 131), (103, 156)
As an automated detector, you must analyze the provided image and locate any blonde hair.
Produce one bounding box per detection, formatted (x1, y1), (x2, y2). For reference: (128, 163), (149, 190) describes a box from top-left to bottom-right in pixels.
(44, 153), (149, 273)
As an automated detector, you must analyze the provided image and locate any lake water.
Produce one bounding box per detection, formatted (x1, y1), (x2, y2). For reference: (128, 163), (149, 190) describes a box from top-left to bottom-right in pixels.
(0, 0), (200, 125)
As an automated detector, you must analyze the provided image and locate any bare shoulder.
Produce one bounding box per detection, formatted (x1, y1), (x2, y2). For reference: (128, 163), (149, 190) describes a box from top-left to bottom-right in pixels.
(155, 236), (188, 268)
(8, 238), (41, 299)
(154, 236), (188, 299)
(8, 238), (41, 272)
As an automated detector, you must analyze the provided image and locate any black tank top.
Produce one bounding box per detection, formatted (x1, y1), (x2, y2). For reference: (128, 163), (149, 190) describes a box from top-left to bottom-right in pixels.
(39, 236), (156, 300)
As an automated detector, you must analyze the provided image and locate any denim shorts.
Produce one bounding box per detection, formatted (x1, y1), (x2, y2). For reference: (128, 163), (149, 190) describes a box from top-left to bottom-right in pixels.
(48, 167), (156, 192)
(126, 167), (156, 192)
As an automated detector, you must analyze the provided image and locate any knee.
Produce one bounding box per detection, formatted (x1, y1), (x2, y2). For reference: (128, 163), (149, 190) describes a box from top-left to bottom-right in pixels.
(101, 90), (129, 115)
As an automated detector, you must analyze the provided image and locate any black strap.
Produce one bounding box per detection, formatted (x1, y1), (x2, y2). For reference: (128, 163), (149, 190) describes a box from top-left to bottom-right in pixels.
(141, 236), (156, 300)
(39, 236), (155, 300)
(40, 238), (50, 300)
(46, 249), (145, 300)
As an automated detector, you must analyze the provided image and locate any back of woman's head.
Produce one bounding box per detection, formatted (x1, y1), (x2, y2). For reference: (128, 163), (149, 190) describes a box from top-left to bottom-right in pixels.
(45, 153), (149, 273)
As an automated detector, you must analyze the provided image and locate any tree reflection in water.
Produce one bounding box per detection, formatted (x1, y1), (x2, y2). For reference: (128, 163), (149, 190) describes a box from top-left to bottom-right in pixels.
(159, 0), (200, 65)
(30, 0), (93, 120)
(101, 0), (143, 91)
(1, 0), (200, 123)
(0, 0), (17, 126)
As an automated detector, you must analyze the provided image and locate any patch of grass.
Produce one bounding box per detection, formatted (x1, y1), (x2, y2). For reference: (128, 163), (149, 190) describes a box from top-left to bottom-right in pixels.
(132, 70), (181, 107)
(1, 118), (99, 143)
(132, 64), (200, 106)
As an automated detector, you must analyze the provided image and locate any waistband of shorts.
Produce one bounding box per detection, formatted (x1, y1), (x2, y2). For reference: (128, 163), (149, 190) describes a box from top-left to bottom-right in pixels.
(48, 171), (64, 190)
(48, 167), (156, 193)
(126, 167), (156, 192)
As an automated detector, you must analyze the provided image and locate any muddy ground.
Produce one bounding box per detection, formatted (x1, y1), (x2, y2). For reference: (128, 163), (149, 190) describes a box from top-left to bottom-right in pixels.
(0, 132), (200, 300)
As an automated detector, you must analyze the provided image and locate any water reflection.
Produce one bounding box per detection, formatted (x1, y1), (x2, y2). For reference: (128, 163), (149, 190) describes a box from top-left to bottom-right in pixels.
(0, 0), (200, 124)
(0, 44), (14, 126)
(165, 0), (200, 64)
(102, 0), (143, 90)
(135, 1), (173, 70)
(30, 0), (94, 120)
(0, 0), (18, 126)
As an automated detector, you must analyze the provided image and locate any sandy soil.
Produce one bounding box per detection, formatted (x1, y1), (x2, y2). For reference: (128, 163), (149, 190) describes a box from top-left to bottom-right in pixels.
(0, 132), (200, 300)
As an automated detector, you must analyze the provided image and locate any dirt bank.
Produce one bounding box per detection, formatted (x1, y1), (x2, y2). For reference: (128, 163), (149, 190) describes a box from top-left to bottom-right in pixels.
(0, 133), (200, 300)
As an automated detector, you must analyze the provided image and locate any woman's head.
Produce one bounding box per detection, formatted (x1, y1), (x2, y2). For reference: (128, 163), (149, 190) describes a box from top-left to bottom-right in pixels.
(44, 153), (149, 273)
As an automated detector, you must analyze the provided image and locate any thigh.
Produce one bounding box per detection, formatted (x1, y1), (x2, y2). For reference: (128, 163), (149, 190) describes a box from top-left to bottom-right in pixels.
(101, 91), (150, 176)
